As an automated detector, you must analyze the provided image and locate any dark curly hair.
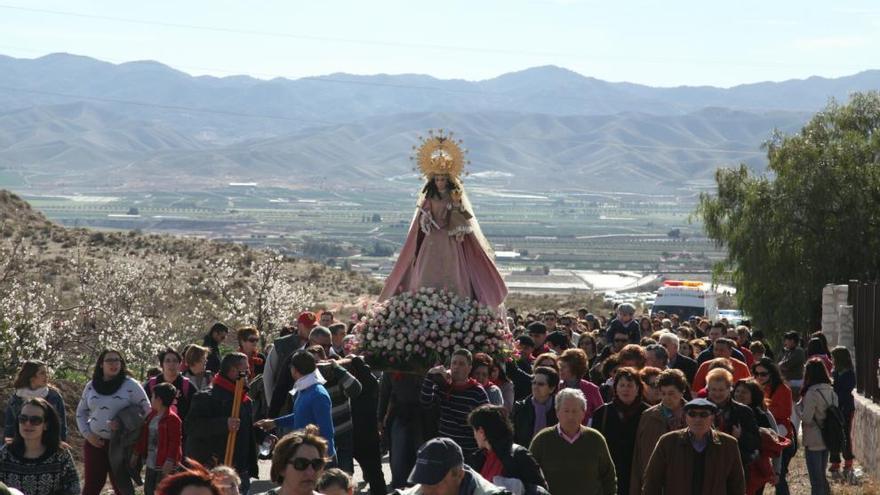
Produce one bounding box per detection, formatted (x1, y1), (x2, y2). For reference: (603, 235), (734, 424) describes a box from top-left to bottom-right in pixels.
(421, 174), (461, 200)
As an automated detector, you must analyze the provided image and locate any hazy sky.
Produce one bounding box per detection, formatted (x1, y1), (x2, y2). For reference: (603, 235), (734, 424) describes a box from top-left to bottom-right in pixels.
(1, 0), (878, 87)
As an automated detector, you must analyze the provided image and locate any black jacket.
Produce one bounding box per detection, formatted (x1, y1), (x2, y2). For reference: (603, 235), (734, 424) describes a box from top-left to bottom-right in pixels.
(506, 360), (533, 403)
(715, 399), (760, 467)
(670, 354), (698, 384)
(470, 444), (549, 495)
(591, 401), (649, 495)
(184, 379), (258, 476)
(511, 395), (557, 449)
(605, 318), (640, 343)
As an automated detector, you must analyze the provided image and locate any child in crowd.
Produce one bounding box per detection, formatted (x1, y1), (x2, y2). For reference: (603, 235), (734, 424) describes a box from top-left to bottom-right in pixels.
(131, 383), (182, 495)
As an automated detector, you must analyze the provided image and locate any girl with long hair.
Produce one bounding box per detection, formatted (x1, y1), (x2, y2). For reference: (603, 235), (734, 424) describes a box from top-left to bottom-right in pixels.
(4, 360), (67, 444)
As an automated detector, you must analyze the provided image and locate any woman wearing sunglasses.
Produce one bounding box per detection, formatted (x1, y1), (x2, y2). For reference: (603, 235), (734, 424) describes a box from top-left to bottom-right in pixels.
(752, 357), (795, 494)
(257, 425), (328, 495)
(4, 360), (68, 445)
(0, 397), (80, 494)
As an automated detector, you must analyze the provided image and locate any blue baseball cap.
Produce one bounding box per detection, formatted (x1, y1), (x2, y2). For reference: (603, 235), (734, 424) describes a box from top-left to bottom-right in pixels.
(684, 398), (718, 412)
(408, 438), (464, 485)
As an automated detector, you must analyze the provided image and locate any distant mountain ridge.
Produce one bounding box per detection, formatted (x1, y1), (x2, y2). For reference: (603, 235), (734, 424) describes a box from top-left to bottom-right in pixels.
(0, 52), (876, 192)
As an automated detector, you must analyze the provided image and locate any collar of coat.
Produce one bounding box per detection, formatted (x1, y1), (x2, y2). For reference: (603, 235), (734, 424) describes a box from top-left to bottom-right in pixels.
(675, 427), (724, 446)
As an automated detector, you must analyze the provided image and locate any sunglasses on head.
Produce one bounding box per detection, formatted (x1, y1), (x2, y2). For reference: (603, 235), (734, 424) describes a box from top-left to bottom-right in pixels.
(289, 457), (325, 471)
(18, 415), (45, 425)
(687, 410), (712, 418)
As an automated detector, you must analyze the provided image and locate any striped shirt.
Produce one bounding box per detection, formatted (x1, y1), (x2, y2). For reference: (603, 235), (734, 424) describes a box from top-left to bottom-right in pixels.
(420, 376), (489, 456)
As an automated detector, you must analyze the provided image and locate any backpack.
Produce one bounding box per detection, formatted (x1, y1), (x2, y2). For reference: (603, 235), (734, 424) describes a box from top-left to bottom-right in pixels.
(816, 389), (847, 453)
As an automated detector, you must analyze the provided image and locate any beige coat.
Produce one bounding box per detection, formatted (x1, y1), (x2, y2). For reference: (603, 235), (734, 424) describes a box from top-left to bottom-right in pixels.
(799, 383), (838, 451)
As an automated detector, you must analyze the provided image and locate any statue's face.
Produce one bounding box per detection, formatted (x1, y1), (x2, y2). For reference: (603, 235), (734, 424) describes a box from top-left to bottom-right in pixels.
(433, 175), (449, 191)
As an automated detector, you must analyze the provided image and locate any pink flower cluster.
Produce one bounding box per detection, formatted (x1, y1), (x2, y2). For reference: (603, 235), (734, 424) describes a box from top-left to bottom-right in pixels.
(355, 288), (513, 372)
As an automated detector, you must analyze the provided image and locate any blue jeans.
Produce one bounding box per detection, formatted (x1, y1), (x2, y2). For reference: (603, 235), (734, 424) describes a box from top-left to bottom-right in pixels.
(774, 435), (798, 495)
(804, 449), (829, 495)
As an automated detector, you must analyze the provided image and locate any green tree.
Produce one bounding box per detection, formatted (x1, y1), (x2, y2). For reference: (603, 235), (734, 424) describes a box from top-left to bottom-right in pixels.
(698, 92), (880, 333)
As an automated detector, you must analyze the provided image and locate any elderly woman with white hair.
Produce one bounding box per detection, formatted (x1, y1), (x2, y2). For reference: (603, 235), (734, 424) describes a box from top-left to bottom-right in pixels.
(528, 388), (616, 495)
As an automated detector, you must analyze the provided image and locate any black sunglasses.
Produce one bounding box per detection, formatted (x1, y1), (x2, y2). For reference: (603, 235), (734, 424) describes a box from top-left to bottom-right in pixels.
(18, 415), (45, 425)
(246, 337), (260, 343)
(289, 457), (325, 471)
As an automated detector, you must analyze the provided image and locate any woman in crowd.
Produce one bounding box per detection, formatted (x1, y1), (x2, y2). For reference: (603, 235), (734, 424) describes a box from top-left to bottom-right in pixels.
(557, 349), (603, 423)
(690, 338), (708, 357)
(630, 368), (688, 495)
(529, 389), (616, 495)
(468, 405), (548, 494)
(734, 378), (788, 495)
(4, 360), (67, 444)
(638, 367), (662, 406)
(806, 338), (833, 375)
(471, 353), (504, 408)
(237, 327), (265, 379)
(532, 353), (558, 371)
(511, 367), (559, 449)
(678, 339), (695, 360)
(0, 397), (79, 495)
(76, 349), (151, 495)
(202, 323), (228, 374)
(258, 425), (329, 495)
(752, 357), (795, 495)
(576, 333), (599, 371)
(638, 318), (653, 339)
(144, 348), (196, 420)
(591, 367), (649, 495)
(489, 361), (514, 414)
(829, 346), (856, 480)
(705, 368), (761, 474)
(182, 345), (214, 392)
(799, 359), (838, 495)
(157, 462), (222, 495)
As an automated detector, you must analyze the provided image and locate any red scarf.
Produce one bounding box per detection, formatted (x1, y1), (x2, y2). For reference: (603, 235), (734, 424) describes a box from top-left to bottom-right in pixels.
(479, 449), (504, 481)
(239, 349), (264, 379)
(212, 374), (251, 403)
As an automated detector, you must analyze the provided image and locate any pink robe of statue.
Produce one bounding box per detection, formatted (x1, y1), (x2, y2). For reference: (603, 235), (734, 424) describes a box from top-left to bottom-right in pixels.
(380, 196), (507, 307)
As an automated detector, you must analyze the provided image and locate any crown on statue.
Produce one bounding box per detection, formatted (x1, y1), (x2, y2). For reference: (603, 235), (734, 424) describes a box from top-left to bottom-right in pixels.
(411, 129), (470, 178)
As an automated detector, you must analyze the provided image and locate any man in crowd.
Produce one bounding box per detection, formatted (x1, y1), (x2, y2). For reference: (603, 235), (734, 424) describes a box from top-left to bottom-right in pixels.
(511, 366), (559, 448)
(692, 338), (752, 391)
(329, 322), (348, 357)
(390, 438), (509, 495)
(264, 311), (317, 415)
(306, 346), (361, 475)
(696, 322), (746, 365)
(605, 303), (640, 343)
(644, 344), (669, 369)
(778, 331), (806, 395)
(527, 322), (549, 358)
(659, 332), (697, 383)
(705, 369), (760, 470)
(186, 352), (257, 493)
(420, 349), (490, 457)
(642, 398), (745, 494)
(545, 331), (570, 354)
(320, 310), (335, 327)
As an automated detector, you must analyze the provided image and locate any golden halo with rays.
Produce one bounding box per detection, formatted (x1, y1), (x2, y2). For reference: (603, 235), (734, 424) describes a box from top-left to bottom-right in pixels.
(410, 129), (470, 178)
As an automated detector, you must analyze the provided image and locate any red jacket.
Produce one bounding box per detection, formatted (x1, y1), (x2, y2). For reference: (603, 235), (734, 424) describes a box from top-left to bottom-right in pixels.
(764, 383), (794, 439)
(134, 409), (183, 467)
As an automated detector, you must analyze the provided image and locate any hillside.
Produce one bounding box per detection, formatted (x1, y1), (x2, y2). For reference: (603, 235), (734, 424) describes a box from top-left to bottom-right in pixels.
(0, 189), (381, 372)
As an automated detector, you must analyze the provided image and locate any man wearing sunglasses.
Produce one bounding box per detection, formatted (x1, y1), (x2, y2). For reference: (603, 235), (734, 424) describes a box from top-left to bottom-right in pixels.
(641, 398), (745, 495)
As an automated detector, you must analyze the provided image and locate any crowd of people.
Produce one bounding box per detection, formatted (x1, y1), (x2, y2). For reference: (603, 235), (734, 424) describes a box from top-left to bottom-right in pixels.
(0, 305), (859, 495)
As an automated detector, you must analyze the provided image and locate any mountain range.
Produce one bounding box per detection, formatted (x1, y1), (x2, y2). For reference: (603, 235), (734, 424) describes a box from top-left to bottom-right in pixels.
(1, 53), (877, 192)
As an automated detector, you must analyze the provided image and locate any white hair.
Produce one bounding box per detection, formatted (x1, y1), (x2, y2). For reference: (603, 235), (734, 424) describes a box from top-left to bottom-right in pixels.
(555, 388), (587, 411)
(658, 332), (680, 347)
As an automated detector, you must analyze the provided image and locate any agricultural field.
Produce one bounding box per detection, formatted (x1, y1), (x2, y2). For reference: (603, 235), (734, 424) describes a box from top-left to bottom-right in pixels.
(14, 182), (726, 287)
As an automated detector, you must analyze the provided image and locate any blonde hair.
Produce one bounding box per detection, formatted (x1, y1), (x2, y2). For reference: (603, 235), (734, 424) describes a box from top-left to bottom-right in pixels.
(706, 367), (733, 386)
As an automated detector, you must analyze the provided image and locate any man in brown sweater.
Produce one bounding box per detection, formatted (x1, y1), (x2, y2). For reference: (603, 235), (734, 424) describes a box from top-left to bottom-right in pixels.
(641, 398), (745, 495)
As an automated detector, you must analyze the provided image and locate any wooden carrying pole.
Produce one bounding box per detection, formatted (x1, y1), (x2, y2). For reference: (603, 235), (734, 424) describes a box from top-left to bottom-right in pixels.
(224, 375), (245, 466)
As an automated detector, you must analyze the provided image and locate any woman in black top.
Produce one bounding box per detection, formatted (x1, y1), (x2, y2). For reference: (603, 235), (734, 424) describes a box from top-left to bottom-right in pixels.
(591, 367), (649, 495)
(468, 405), (548, 495)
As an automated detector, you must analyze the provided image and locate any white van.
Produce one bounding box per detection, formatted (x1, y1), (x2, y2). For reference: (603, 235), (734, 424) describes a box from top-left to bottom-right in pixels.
(651, 281), (719, 321)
